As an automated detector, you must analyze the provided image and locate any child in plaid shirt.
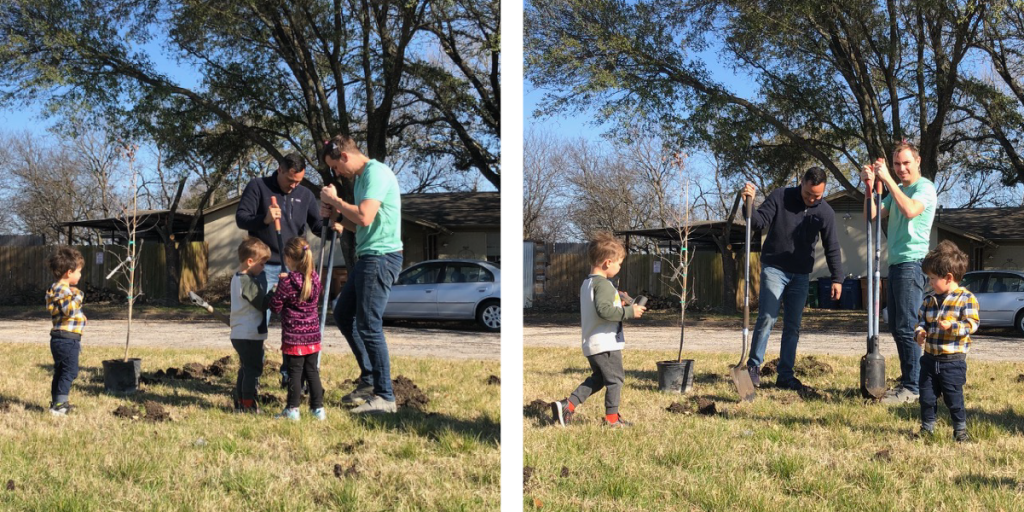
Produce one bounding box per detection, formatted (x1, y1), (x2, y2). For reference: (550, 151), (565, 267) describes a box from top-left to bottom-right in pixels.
(914, 240), (979, 442)
(44, 246), (87, 416)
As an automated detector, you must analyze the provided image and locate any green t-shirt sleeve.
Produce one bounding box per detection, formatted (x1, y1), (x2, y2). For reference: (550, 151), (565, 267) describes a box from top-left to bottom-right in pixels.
(881, 193), (891, 213)
(914, 179), (937, 210)
(240, 274), (270, 311)
(360, 163), (393, 202)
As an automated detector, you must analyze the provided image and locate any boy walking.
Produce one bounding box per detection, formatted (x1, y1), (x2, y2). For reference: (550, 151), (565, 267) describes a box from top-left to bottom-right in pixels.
(914, 241), (979, 442)
(551, 232), (645, 428)
(45, 246), (87, 416)
(230, 237), (274, 413)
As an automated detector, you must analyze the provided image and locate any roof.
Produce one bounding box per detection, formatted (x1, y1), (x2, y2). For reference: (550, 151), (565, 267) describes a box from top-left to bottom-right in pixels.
(936, 207), (1024, 241)
(616, 219), (762, 252)
(401, 192), (500, 229)
(61, 210), (200, 242)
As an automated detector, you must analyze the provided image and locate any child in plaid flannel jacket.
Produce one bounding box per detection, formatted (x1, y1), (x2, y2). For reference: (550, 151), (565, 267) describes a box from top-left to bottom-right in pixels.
(914, 240), (979, 442)
(44, 246), (87, 416)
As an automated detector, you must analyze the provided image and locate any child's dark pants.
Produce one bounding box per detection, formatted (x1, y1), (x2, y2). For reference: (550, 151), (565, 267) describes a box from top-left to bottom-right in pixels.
(919, 352), (968, 432)
(50, 333), (81, 404)
(230, 339), (265, 402)
(285, 353), (324, 410)
(569, 350), (625, 415)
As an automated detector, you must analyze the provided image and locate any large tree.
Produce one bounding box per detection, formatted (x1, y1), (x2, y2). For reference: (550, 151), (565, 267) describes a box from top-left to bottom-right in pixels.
(525, 0), (993, 193)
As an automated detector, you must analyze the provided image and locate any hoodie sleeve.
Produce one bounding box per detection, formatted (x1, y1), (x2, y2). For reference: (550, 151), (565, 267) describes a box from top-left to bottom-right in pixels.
(235, 179), (267, 232)
(748, 188), (779, 232)
(819, 207), (844, 283)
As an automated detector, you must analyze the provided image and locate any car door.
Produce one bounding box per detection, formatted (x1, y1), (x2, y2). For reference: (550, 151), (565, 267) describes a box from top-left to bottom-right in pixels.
(983, 273), (1024, 326)
(960, 274), (991, 324)
(385, 262), (443, 319)
(436, 263), (496, 319)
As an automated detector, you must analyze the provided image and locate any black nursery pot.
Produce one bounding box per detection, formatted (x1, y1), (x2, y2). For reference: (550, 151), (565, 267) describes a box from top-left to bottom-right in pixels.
(102, 358), (142, 395)
(656, 359), (694, 393)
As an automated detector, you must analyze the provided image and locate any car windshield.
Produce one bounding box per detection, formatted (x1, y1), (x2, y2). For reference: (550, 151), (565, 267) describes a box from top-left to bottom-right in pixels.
(961, 274), (984, 291)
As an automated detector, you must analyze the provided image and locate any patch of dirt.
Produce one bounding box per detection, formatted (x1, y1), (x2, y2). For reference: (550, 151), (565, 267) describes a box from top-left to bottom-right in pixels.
(486, 375), (501, 385)
(392, 375), (429, 412)
(143, 401), (170, 422)
(523, 466), (534, 490)
(141, 356), (236, 383)
(797, 385), (828, 401)
(1017, 374), (1024, 383)
(696, 398), (718, 415)
(336, 440), (365, 454)
(207, 356), (232, 377)
(258, 393), (282, 406)
(873, 449), (891, 461)
(5, 480), (13, 491)
(524, 399), (550, 420)
(0, 400), (10, 412)
(761, 356), (834, 379)
(333, 462), (359, 479)
(560, 466), (569, 478)
(666, 402), (691, 414)
(113, 405), (139, 419)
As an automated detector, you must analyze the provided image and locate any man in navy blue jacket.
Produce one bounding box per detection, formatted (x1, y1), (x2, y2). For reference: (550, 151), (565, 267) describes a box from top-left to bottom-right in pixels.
(743, 167), (843, 391)
(236, 152), (326, 388)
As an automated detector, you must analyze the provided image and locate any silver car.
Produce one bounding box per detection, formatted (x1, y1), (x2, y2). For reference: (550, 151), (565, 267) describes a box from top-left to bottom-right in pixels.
(384, 259), (501, 331)
(961, 270), (1024, 334)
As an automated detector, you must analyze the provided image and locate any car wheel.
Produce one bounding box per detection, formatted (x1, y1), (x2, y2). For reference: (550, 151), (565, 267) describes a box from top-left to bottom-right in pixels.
(476, 300), (500, 332)
(1016, 310), (1024, 336)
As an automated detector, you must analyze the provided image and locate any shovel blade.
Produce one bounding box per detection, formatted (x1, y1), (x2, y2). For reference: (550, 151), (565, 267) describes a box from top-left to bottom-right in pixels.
(731, 365), (756, 402)
(860, 351), (886, 399)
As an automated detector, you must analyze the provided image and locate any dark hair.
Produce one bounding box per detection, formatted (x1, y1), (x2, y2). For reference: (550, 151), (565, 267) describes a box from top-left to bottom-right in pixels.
(237, 237), (270, 264)
(280, 152), (305, 172)
(587, 231), (626, 267)
(321, 134), (362, 162)
(922, 240), (968, 282)
(46, 246), (84, 280)
(803, 167), (827, 186)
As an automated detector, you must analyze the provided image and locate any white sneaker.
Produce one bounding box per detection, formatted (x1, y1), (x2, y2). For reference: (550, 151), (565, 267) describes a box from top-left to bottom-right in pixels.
(350, 396), (397, 414)
(312, 407), (327, 421)
(881, 387), (919, 404)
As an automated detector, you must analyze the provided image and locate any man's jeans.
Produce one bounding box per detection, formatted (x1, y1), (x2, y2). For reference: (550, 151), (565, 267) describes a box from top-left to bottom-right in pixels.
(889, 261), (926, 394)
(263, 264), (285, 383)
(333, 252), (403, 401)
(747, 266), (809, 385)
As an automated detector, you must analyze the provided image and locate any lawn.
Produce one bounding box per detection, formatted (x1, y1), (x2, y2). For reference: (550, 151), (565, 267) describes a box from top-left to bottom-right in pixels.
(0, 344), (500, 511)
(524, 347), (1024, 511)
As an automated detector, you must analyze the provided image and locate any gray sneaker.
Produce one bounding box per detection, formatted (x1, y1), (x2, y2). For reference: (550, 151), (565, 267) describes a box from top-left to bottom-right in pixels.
(748, 366), (761, 388)
(350, 395), (397, 414)
(881, 387), (919, 404)
(341, 384), (375, 406)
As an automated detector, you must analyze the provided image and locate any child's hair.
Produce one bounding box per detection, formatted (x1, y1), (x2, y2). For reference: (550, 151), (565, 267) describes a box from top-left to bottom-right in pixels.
(321, 134), (363, 162)
(237, 237), (271, 264)
(587, 231), (626, 267)
(922, 240), (968, 282)
(46, 246), (84, 280)
(283, 237), (315, 302)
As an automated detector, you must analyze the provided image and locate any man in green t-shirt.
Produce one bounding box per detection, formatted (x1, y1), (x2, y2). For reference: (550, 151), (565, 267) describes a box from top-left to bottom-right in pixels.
(320, 135), (403, 414)
(860, 141), (937, 404)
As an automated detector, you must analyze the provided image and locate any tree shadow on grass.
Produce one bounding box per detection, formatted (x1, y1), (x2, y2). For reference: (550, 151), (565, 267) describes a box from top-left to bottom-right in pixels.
(953, 474), (1020, 489)
(0, 393), (47, 413)
(349, 409), (500, 445)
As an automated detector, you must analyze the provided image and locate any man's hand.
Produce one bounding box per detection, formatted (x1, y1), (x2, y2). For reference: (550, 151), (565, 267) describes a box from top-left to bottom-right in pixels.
(741, 182), (755, 200)
(915, 329), (926, 346)
(938, 319), (953, 330)
(278, 272), (288, 280)
(860, 164), (875, 186)
(321, 184), (340, 204)
(264, 202), (281, 225)
(831, 282), (842, 301)
(320, 202), (337, 219)
(872, 158), (892, 186)
(632, 304), (646, 318)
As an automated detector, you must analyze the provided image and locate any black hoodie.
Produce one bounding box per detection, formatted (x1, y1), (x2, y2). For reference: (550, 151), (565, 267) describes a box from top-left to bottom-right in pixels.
(235, 172), (325, 265)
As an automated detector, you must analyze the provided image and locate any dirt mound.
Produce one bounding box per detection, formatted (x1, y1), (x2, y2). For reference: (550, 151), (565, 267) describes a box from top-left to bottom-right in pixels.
(523, 399), (550, 420)
(760, 356), (833, 378)
(336, 439), (365, 454)
(333, 462), (359, 479)
(696, 398), (717, 415)
(393, 375), (429, 412)
(143, 401), (170, 422)
(1017, 374), (1024, 383)
(113, 405), (139, 419)
(560, 466), (570, 478)
(0, 400), (10, 412)
(666, 402), (690, 414)
(523, 466), (534, 490)
(142, 356), (235, 383)
(486, 375), (501, 385)
(258, 393), (282, 406)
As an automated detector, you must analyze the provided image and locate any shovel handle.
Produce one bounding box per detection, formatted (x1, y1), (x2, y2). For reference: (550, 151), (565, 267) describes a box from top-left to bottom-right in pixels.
(271, 196), (282, 232)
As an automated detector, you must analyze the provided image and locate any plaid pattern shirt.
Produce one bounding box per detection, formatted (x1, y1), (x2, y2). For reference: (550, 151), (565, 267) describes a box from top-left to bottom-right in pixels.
(46, 282), (87, 335)
(915, 286), (979, 356)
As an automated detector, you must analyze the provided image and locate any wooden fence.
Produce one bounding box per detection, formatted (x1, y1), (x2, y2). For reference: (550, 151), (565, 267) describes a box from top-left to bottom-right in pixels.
(540, 245), (761, 310)
(0, 242), (208, 303)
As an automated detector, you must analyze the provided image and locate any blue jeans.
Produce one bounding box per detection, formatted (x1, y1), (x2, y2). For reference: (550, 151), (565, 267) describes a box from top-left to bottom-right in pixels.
(333, 252), (403, 401)
(262, 264), (285, 382)
(919, 353), (967, 432)
(746, 266), (809, 384)
(888, 261), (926, 394)
(50, 335), (81, 404)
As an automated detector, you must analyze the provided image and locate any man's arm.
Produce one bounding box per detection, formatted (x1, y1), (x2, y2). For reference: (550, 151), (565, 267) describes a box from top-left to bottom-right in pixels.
(321, 184), (381, 228)
(235, 180), (267, 231)
(873, 158), (925, 219)
(747, 187), (779, 232)
(819, 210), (844, 299)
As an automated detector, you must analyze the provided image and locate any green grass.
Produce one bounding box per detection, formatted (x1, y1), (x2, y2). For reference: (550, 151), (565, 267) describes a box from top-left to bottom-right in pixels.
(0, 344), (500, 511)
(524, 347), (1024, 511)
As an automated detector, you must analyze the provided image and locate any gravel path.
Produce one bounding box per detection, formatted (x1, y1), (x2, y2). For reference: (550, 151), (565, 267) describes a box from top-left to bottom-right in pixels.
(2, 319), (500, 361)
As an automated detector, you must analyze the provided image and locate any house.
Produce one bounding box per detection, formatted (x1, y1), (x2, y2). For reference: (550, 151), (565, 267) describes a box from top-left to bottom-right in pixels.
(203, 191), (500, 279)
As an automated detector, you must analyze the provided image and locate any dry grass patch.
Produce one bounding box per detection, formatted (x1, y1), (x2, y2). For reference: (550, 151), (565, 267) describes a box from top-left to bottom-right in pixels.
(0, 343), (499, 511)
(525, 347), (1024, 511)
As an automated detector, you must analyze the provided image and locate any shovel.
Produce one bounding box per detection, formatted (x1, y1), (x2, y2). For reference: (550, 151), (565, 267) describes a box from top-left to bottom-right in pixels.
(731, 193), (757, 402)
(860, 178), (886, 399)
(187, 291), (231, 326)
